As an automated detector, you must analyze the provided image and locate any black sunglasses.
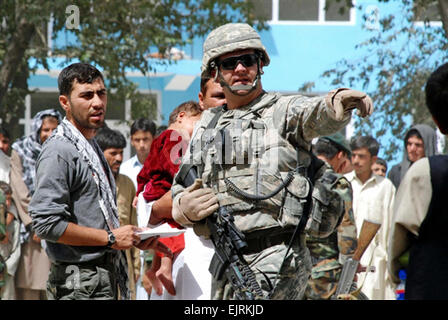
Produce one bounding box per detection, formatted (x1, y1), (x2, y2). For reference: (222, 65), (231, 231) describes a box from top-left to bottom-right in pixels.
(217, 53), (259, 70)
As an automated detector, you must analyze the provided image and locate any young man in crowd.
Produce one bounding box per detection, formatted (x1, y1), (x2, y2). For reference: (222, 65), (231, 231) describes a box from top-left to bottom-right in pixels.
(120, 118), (157, 191)
(344, 136), (396, 300)
(29, 62), (169, 300)
(388, 124), (437, 189)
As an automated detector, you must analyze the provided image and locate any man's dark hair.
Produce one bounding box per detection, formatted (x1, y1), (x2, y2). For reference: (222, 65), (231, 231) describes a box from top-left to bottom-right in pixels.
(200, 75), (211, 95)
(0, 125), (10, 140)
(130, 118), (157, 137)
(314, 138), (343, 160)
(375, 157), (388, 170)
(425, 62), (448, 133)
(168, 100), (202, 125)
(404, 128), (423, 145)
(95, 126), (126, 151)
(350, 135), (380, 156)
(58, 63), (104, 96)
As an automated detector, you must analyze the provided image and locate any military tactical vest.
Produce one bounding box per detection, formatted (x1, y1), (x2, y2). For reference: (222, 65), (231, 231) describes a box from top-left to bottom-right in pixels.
(186, 92), (344, 236)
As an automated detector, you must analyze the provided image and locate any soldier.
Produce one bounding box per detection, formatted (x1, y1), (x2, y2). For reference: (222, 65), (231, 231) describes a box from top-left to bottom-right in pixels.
(305, 133), (358, 300)
(170, 23), (373, 300)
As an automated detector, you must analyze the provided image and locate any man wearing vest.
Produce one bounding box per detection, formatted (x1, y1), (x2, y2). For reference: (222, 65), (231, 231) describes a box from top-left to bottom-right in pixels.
(170, 23), (374, 300)
(388, 62), (448, 300)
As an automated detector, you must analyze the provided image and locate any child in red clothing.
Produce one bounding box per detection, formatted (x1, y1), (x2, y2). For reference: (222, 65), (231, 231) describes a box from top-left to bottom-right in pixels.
(136, 101), (202, 296)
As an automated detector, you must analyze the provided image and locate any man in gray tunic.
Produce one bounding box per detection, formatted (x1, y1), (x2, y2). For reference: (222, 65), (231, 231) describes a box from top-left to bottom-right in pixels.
(170, 23), (374, 300)
(29, 63), (170, 300)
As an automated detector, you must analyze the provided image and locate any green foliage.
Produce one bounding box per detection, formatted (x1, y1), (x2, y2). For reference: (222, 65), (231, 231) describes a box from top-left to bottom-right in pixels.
(0, 0), (267, 140)
(316, 0), (448, 161)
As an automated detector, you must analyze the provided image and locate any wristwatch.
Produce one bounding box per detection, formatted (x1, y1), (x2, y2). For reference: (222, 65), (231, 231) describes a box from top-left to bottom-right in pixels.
(106, 230), (116, 248)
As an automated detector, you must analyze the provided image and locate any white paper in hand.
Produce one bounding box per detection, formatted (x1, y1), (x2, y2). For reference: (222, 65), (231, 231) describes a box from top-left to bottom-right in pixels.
(137, 223), (186, 240)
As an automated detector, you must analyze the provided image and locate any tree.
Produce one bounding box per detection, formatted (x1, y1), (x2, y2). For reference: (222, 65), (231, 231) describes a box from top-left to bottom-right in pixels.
(302, 0), (448, 161)
(0, 0), (266, 140)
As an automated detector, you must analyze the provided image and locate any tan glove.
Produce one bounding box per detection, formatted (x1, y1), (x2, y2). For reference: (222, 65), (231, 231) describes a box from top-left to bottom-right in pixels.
(326, 88), (373, 121)
(172, 179), (219, 226)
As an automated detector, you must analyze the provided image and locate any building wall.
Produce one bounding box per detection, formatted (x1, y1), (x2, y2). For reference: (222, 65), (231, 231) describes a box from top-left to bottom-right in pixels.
(20, 1), (432, 163)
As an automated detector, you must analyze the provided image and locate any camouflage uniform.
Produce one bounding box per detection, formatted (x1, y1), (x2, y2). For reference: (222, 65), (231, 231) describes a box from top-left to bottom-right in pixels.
(305, 161), (358, 300)
(172, 23), (362, 300)
(0, 190), (7, 298)
(173, 92), (351, 299)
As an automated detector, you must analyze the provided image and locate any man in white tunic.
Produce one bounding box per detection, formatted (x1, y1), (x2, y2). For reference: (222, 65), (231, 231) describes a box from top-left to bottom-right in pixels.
(344, 135), (396, 300)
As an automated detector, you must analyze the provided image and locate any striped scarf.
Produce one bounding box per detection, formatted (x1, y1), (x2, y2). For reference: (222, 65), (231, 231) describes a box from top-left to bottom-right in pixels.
(12, 109), (62, 196)
(54, 118), (130, 300)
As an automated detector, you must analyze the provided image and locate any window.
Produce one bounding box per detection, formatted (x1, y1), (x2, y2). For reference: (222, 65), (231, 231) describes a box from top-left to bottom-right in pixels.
(279, 0), (319, 21)
(413, 1), (441, 25)
(324, 0), (351, 21)
(252, 0), (273, 21)
(250, 0), (355, 24)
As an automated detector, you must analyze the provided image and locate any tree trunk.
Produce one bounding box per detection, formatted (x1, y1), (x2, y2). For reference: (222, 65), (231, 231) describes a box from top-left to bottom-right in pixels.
(0, 16), (35, 111)
(3, 60), (31, 142)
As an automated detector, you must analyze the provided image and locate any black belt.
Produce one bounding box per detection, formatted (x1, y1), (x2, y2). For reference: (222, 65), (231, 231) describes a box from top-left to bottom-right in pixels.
(53, 251), (115, 268)
(243, 231), (299, 255)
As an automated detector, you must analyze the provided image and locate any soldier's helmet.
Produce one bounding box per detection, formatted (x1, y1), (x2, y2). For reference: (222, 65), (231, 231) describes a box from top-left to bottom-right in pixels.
(201, 23), (270, 75)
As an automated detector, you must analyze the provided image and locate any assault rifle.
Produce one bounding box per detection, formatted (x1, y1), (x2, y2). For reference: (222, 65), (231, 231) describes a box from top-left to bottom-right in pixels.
(335, 258), (359, 297)
(334, 220), (380, 299)
(176, 165), (264, 300)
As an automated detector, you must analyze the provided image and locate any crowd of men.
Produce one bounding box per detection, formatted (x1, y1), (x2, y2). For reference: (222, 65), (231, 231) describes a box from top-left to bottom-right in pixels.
(0, 22), (447, 301)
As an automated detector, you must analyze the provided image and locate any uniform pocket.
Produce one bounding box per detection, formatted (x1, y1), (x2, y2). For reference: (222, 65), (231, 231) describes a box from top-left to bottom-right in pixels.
(279, 173), (310, 227)
(306, 173), (345, 238)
